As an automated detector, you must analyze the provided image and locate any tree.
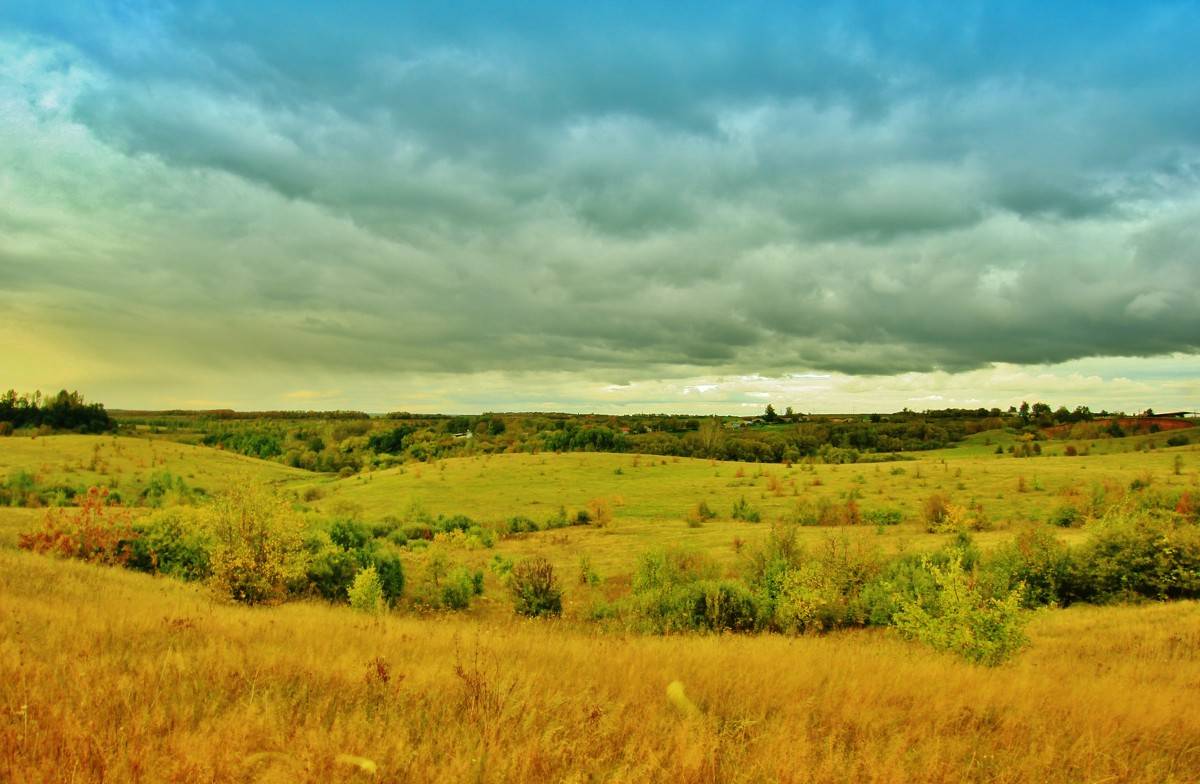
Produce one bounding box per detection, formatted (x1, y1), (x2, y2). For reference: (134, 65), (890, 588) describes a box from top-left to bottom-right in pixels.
(697, 417), (725, 457)
(764, 404), (779, 423)
(207, 480), (308, 605)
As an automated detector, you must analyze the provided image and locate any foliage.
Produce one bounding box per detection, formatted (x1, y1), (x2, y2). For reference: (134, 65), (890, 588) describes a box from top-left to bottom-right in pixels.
(0, 389), (113, 433)
(139, 471), (201, 507)
(18, 487), (136, 565)
(441, 566), (482, 610)
(207, 481), (308, 605)
(863, 508), (903, 526)
(983, 527), (1075, 608)
(730, 495), (761, 523)
(348, 566), (384, 613)
(746, 529), (884, 633)
(509, 556), (563, 617)
(1070, 514), (1200, 603)
(893, 556), (1030, 666)
(127, 507), (213, 581)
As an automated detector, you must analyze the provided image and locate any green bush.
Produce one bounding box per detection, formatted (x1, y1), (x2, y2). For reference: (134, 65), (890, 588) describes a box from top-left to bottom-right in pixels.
(983, 527), (1075, 608)
(505, 515), (540, 534)
(731, 496), (761, 523)
(863, 508), (903, 526)
(1166, 434), (1190, 447)
(1049, 504), (1083, 528)
(305, 541), (364, 601)
(893, 556), (1029, 666)
(436, 514), (476, 534)
(127, 508), (212, 581)
(860, 533), (980, 625)
(758, 536), (883, 632)
(440, 566), (478, 610)
(509, 556), (563, 617)
(371, 550), (406, 606)
(1070, 515), (1200, 603)
(630, 579), (761, 633)
(329, 519), (371, 551)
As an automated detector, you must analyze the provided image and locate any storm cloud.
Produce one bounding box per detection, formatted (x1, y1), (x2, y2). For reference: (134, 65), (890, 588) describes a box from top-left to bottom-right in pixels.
(2, 1), (1198, 410)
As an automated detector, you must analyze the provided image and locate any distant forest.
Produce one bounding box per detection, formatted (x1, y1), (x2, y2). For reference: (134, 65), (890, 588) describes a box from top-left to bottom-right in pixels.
(104, 400), (1174, 473)
(6, 390), (1184, 471)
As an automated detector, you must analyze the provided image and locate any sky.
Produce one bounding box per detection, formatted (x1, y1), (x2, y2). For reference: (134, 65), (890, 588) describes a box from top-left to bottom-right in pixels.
(1, 1), (1198, 414)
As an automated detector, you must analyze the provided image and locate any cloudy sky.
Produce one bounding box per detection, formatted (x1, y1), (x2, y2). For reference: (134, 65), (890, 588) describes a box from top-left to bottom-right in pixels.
(2, 2), (1198, 414)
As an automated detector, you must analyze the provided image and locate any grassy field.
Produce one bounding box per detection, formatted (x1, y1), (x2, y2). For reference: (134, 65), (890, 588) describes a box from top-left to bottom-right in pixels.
(0, 434), (308, 500)
(297, 435), (1195, 579)
(2, 546), (1199, 783)
(2, 431), (1199, 781)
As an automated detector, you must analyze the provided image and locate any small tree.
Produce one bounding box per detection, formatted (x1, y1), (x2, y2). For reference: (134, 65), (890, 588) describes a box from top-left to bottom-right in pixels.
(894, 557), (1029, 666)
(348, 566), (384, 614)
(509, 556), (563, 617)
(207, 480), (308, 605)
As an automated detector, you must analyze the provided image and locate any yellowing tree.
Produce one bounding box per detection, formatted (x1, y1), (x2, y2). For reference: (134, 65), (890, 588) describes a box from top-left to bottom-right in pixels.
(207, 480), (307, 604)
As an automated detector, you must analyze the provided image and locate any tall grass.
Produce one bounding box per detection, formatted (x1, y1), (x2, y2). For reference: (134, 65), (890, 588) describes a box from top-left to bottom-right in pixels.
(2, 548), (1199, 783)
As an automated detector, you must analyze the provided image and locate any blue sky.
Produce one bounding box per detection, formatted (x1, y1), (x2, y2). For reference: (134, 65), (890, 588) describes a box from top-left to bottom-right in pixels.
(1, 1), (1198, 412)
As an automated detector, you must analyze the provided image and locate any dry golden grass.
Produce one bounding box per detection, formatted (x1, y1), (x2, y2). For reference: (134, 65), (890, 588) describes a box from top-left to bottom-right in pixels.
(3, 548), (1199, 783)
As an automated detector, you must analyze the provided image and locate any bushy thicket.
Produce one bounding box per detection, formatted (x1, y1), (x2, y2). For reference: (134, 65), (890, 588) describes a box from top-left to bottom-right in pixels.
(594, 494), (1200, 665)
(305, 518), (406, 606)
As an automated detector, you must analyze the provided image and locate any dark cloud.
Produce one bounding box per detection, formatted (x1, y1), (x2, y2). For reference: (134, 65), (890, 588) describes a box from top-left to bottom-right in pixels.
(2, 0), (1199, 391)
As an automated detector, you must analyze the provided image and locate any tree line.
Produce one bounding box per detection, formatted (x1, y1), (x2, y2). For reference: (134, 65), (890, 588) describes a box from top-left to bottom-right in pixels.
(0, 390), (113, 434)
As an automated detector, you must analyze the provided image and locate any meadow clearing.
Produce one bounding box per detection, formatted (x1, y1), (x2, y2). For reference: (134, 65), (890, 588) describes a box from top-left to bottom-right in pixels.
(1, 428), (1199, 782)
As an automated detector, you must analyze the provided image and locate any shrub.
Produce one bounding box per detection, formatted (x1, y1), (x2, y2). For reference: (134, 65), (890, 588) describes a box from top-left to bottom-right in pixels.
(1049, 504), (1083, 528)
(436, 514), (476, 534)
(402, 523), (434, 541)
(18, 487), (136, 565)
(1070, 515), (1200, 603)
(633, 580), (761, 633)
(505, 515), (540, 534)
(687, 500), (717, 525)
(860, 533), (981, 625)
(922, 494), (951, 531)
(465, 525), (496, 549)
(127, 507), (212, 581)
(441, 566), (478, 610)
(139, 471), (197, 507)
(348, 566), (384, 613)
(731, 496), (761, 523)
(761, 536), (883, 632)
(984, 527), (1075, 608)
(509, 556), (563, 617)
(863, 508), (903, 526)
(3, 470), (39, 507)
(1167, 434), (1190, 447)
(372, 551), (406, 605)
(305, 542), (363, 601)
(578, 555), (600, 586)
(893, 556), (1029, 667)
(693, 580), (760, 631)
(329, 519), (371, 550)
(489, 554), (514, 578)
(207, 481), (308, 605)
